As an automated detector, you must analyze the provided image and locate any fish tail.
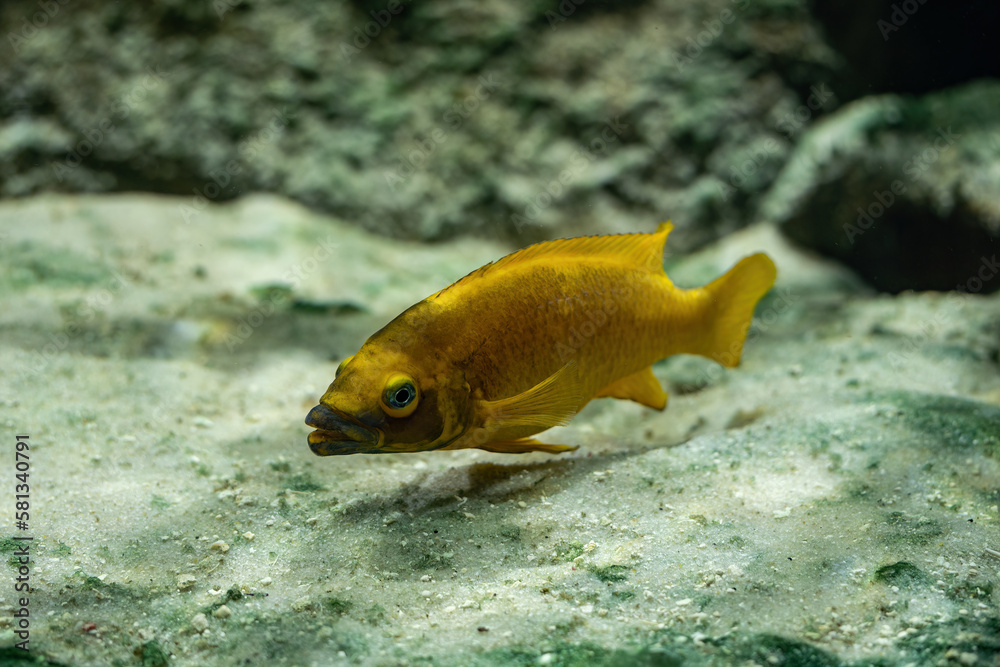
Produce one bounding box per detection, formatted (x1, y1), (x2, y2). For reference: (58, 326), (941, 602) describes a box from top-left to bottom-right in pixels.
(695, 253), (777, 367)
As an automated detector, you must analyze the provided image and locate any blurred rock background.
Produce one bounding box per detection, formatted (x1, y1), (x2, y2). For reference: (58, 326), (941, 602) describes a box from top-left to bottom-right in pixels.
(3, 0), (997, 291)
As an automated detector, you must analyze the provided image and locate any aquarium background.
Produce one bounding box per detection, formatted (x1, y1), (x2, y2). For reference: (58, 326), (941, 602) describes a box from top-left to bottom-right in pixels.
(1, 1), (999, 666)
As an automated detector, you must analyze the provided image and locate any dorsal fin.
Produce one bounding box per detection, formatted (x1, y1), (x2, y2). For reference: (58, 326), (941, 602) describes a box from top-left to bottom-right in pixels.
(432, 222), (673, 299)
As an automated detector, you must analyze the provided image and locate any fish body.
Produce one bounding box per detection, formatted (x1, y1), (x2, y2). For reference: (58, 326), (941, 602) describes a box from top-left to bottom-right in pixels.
(306, 223), (776, 455)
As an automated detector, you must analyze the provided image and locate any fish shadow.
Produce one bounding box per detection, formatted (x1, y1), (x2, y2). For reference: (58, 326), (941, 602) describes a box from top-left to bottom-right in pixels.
(331, 442), (682, 576)
(336, 440), (675, 526)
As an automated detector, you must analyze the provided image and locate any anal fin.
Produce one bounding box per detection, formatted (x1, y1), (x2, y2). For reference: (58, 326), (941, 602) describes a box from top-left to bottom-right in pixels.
(476, 438), (578, 454)
(594, 366), (668, 410)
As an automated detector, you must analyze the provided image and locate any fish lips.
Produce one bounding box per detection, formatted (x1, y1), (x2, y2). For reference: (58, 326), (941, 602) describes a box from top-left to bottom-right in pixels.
(305, 404), (382, 455)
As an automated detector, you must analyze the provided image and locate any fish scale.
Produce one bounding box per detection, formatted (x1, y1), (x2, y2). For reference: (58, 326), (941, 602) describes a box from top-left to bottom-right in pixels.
(305, 223), (776, 455)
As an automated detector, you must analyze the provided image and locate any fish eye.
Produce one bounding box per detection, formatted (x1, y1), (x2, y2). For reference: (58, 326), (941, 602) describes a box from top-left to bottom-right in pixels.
(381, 374), (419, 418)
(335, 355), (354, 378)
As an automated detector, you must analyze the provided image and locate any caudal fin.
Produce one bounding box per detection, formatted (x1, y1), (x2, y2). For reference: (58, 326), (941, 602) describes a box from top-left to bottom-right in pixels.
(697, 253), (776, 367)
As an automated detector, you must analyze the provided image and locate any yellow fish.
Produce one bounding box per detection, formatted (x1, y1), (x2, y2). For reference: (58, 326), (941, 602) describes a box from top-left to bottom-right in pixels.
(306, 223), (776, 455)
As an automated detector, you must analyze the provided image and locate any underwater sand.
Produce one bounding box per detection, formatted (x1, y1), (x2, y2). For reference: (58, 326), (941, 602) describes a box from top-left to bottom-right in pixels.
(1, 194), (998, 666)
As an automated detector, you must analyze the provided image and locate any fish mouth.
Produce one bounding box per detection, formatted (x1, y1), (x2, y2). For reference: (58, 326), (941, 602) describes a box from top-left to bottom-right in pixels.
(305, 404), (382, 455)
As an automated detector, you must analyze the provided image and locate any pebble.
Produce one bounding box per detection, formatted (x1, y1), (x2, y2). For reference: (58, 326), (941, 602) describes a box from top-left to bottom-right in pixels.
(191, 613), (209, 633)
(209, 541), (229, 553)
(213, 605), (231, 619)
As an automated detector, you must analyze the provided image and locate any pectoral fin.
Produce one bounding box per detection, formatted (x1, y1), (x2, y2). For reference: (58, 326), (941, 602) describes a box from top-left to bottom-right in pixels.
(594, 366), (668, 410)
(476, 438), (579, 454)
(479, 362), (583, 431)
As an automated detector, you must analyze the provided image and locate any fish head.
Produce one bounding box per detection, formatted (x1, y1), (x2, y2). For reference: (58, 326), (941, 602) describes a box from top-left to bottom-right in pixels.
(305, 345), (472, 455)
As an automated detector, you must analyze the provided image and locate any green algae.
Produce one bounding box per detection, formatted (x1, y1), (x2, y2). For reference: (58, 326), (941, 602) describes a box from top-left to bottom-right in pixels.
(880, 511), (943, 546)
(587, 564), (628, 583)
(553, 540), (586, 563)
(149, 494), (171, 510)
(872, 561), (929, 588)
(0, 242), (112, 289)
(719, 633), (844, 667)
(284, 472), (326, 492)
(468, 642), (684, 667)
(321, 596), (353, 616)
(138, 640), (169, 667)
(0, 647), (69, 666)
(897, 615), (1000, 665)
(870, 391), (1000, 456)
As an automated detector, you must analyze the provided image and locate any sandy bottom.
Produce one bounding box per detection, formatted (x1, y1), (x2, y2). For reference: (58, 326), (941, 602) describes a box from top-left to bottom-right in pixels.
(1, 194), (998, 666)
